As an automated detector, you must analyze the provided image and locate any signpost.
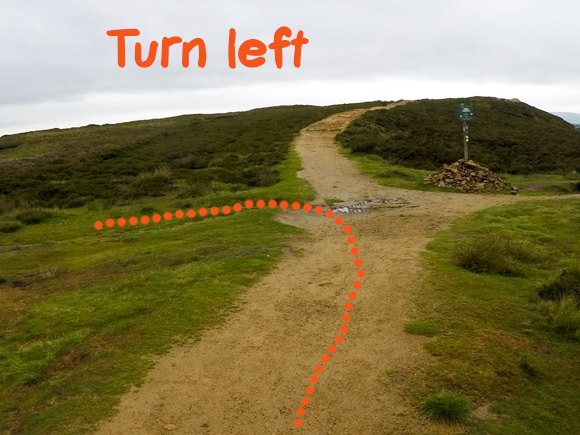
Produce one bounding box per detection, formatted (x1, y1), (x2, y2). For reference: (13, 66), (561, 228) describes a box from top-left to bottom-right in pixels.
(458, 103), (474, 160)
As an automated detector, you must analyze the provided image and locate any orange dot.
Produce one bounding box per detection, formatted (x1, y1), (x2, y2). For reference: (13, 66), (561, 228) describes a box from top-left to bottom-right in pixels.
(335, 335), (344, 345)
(354, 259), (363, 267)
(350, 247), (359, 256)
(325, 210), (335, 219)
(199, 208), (208, 217)
(303, 203), (312, 213)
(354, 281), (362, 289)
(315, 364), (324, 374)
(175, 210), (184, 219)
(141, 216), (150, 225)
(347, 236), (356, 244)
(292, 201), (301, 211)
(222, 205), (231, 215)
(152, 214), (161, 223)
(94, 221), (103, 231)
(321, 354), (330, 363)
(335, 217), (344, 225)
(328, 344), (337, 354)
(315, 206), (323, 215)
(345, 302), (354, 311)
(301, 397), (310, 406)
(187, 209), (196, 219)
(294, 419), (303, 428)
(164, 212), (172, 221)
(306, 385), (315, 395)
(297, 408), (306, 417)
(129, 217), (138, 226)
(256, 199), (265, 209)
(245, 199), (254, 209)
(357, 270), (366, 278)
(106, 219), (115, 228)
(280, 201), (289, 210)
(310, 375), (319, 384)
(340, 325), (349, 334)
(268, 199), (277, 209)
(210, 207), (219, 216)
(343, 225), (352, 234)
(234, 203), (243, 212)
(117, 218), (126, 227)
(342, 313), (351, 323)
(349, 291), (357, 300)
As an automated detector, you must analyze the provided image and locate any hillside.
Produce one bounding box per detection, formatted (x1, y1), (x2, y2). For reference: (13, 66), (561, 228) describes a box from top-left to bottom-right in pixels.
(337, 97), (580, 174)
(0, 102), (379, 211)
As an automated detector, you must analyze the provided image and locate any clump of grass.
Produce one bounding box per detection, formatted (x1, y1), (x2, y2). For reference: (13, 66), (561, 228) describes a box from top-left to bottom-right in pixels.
(538, 268), (580, 305)
(541, 295), (580, 338)
(454, 235), (547, 276)
(420, 390), (470, 424)
(0, 221), (22, 233)
(324, 197), (343, 206)
(404, 321), (440, 337)
(379, 168), (418, 181)
(14, 209), (53, 225)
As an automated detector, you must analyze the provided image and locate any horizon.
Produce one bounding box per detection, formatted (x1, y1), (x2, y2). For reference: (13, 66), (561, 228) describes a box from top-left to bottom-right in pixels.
(2, 1), (579, 137)
(1, 93), (577, 137)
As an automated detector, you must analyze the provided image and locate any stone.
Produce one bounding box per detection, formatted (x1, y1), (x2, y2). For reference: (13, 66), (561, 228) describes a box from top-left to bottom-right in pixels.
(424, 159), (511, 193)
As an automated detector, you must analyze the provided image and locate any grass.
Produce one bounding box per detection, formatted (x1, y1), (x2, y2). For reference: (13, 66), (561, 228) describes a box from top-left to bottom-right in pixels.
(402, 199), (579, 433)
(324, 197), (344, 206)
(338, 145), (580, 195)
(0, 102), (364, 433)
(420, 390), (470, 424)
(454, 235), (550, 276)
(404, 321), (440, 337)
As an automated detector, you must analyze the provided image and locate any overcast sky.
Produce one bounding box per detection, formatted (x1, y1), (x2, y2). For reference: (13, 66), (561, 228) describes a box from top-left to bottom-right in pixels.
(1, 0), (579, 135)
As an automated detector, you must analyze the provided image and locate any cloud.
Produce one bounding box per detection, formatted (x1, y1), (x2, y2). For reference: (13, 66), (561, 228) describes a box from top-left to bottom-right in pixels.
(1, 0), (579, 134)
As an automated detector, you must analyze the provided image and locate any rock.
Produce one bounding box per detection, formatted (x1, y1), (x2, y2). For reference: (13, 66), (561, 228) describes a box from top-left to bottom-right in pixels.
(164, 424), (177, 431)
(424, 159), (511, 193)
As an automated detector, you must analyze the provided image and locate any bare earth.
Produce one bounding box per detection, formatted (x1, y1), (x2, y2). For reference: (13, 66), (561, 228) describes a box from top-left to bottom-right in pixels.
(95, 105), (550, 434)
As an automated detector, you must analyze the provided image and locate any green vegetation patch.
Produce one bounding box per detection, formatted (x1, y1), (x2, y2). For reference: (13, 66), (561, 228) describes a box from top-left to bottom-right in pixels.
(337, 97), (580, 174)
(403, 199), (579, 433)
(0, 102), (379, 211)
(404, 321), (440, 337)
(420, 390), (470, 424)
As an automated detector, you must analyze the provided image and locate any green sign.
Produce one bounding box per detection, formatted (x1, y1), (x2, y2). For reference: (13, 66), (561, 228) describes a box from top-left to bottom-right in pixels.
(458, 103), (474, 121)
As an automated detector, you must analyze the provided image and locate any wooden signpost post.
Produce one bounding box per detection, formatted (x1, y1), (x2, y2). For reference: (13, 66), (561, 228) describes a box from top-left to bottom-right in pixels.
(458, 103), (474, 160)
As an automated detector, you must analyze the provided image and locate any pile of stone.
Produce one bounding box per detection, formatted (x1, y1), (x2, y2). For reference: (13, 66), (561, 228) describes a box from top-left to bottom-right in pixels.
(424, 159), (512, 193)
(313, 197), (410, 214)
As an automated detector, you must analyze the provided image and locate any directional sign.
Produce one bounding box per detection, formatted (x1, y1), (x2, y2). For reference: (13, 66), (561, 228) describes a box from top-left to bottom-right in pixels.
(458, 103), (474, 121)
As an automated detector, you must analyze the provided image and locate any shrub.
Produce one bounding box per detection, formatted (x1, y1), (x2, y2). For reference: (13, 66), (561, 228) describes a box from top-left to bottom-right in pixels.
(420, 390), (470, 424)
(538, 268), (580, 305)
(0, 221), (22, 233)
(454, 235), (547, 276)
(541, 295), (580, 338)
(15, 209), (53, 225)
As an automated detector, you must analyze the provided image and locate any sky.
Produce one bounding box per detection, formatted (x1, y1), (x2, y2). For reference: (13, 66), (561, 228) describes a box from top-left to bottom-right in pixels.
(1, 0), (579, 136)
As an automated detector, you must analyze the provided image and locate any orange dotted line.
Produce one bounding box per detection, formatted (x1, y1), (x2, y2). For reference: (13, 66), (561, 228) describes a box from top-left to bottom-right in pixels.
(293, 210), (363, 430)
(92, 200), (364, 431)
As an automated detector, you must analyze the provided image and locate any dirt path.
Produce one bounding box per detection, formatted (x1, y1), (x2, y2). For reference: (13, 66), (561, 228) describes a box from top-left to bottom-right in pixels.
(95, 105), (546, 434)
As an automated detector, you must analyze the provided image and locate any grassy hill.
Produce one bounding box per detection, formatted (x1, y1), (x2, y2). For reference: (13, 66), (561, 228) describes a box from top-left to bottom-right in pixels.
(337, 97), (580, 174)
(0, 102), (378, 212)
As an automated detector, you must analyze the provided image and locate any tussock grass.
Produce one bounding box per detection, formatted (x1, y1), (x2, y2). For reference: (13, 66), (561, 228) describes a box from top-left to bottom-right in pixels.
(403, 199), (579, 433)
(15, 209), (53, 225)
(540, 295), (580, 338)
(454, 235), (549, 276)
(420, 391), (470, 424)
